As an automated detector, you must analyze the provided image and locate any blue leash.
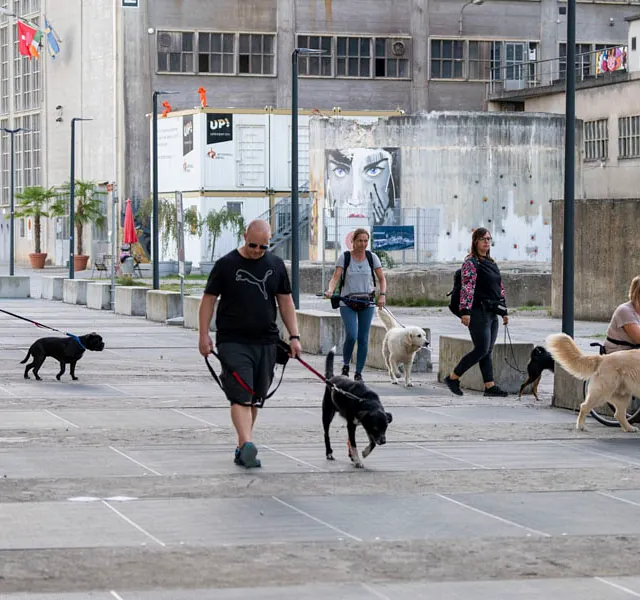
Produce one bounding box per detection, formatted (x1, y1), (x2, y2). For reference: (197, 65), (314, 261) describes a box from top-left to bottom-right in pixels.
(0, 307), (86, 350)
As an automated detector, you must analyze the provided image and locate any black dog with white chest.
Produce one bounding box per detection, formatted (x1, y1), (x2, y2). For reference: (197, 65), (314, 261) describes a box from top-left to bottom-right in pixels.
(322, 348), (392, 468)
(21, 333), (105, 381)
(518, 345), (554, 401)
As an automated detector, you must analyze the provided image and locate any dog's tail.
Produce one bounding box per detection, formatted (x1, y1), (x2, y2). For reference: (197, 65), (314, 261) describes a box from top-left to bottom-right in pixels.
(377, 307), (397, 332)
(546, 333), (602, 380)
(325, 346), (336, 379)
(20, 349), (31, 364)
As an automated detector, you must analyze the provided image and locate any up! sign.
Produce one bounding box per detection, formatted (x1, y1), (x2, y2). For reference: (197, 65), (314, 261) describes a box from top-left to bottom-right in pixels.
(206, 114), (233, 145)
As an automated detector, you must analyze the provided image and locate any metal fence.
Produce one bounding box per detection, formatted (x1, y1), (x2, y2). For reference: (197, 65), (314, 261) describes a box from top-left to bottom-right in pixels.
(321, 207), (442, 268)
(487, 45), (627, 96)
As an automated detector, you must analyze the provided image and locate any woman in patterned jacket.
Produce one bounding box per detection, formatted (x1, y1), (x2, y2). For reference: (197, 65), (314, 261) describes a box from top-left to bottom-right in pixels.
(444, 228), (509, 397)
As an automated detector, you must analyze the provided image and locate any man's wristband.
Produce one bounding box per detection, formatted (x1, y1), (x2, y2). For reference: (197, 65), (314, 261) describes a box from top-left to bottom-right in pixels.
(289, 335), (300, 340)
(379, 292), (386, 296)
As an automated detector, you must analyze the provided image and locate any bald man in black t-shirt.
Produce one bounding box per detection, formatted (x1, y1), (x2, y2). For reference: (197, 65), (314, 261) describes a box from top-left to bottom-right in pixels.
(198, 219), (302, 469)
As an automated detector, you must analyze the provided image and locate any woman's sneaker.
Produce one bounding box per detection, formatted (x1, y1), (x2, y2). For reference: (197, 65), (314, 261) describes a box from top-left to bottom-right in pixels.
(235, 442), (261, 468)
(341, 365), (350, 377)
(484, 385), (508, 397)
(444, 375), (463, 396)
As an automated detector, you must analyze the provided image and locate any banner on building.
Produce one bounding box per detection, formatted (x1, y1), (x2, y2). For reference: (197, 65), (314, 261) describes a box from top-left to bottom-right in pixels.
(596, 46), (627, 75)
(207, 114), (233, 145)
(372, 225), (415, 251)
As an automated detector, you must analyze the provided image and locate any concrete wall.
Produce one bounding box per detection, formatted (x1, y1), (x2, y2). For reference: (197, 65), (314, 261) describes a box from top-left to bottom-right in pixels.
(310, 112), (578, 263)
(551, 198), (640, 321)
(523, 79), (640, 200)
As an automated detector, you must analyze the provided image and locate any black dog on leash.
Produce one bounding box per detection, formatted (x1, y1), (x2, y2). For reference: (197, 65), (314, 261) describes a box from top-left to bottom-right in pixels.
(322, 347), (392, 468)
(518, 345), (554, 401)
(21, 333), (105, 381)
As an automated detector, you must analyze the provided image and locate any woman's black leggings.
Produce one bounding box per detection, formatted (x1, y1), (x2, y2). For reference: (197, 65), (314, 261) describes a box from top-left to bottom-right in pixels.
(453, 308), (499, 383)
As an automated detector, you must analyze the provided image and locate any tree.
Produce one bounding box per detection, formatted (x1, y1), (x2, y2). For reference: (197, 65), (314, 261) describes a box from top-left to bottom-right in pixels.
(53, 180), (107, 256)
(13, 186), (57, 254)
(204, 208), (246, 262)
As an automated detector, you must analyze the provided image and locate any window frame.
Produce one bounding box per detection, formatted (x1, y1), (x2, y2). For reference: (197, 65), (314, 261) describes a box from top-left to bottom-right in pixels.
(584, 118), (608, 162)
(156, 29), (196, 75)
(237, 32), (276, 77)
(429, 38), (465, 80)
(197, 31), (236, 75)
(296, 34), (334, 78)
(618, 115), (640, 160)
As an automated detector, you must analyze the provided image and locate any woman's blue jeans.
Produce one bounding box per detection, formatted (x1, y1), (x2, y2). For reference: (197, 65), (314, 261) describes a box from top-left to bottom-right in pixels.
(339, 305), (375, 373)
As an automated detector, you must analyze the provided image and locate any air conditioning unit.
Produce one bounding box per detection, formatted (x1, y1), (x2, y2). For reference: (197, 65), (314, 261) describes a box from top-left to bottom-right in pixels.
(391, 40), (407, 57)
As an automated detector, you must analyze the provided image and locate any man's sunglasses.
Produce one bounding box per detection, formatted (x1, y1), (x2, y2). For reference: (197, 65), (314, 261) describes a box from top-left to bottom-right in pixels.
(248, 242), (269, 250)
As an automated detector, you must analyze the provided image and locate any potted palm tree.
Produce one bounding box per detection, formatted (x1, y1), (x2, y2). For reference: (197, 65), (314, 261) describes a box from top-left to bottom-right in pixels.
(199, 208), (246, 275)
(12, 186), (57, 269)
(53, 180), (107, 273)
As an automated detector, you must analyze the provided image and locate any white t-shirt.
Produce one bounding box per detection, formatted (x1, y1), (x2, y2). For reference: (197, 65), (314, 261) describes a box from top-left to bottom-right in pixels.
(605, 301), (640, 353)
(336, 251), (381, 297)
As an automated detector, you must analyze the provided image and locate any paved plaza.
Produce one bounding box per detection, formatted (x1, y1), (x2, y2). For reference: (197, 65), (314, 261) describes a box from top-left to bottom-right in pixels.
(1, 282), (640, 597)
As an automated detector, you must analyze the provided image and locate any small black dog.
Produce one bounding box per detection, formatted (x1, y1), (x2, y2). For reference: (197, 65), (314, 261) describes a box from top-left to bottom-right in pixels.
(21, 333), (105, 381)
(518, 345), (554, 401)
(322, 348), (392, 468)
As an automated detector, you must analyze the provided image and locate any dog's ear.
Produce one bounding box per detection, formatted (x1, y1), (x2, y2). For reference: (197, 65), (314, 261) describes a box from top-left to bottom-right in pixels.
(385, 412), (393, 424)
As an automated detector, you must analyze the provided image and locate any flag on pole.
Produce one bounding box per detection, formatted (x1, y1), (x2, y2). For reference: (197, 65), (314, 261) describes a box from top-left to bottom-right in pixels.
(17, 20), (35, 57)
(44, 18), (60, 59)
(29, 29), (42, 59)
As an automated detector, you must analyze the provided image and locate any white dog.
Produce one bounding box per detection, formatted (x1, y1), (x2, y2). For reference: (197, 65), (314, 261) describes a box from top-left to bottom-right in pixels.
(378, 308), (428, 387)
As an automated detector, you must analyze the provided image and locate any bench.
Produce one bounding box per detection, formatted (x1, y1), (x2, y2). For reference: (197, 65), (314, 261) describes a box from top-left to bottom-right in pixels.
(552, 366), (583, 411)
(281, 310), (432, 373)
(437, 335), (532, 393)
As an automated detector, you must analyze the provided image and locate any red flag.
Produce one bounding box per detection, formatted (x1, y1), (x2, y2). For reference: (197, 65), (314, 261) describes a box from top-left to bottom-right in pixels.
(17, 20), (36, 58)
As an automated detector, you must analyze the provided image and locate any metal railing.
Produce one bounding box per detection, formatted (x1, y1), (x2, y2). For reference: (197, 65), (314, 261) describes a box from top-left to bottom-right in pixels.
(256, 194), (313, 260)
(487, 45), (628, 96)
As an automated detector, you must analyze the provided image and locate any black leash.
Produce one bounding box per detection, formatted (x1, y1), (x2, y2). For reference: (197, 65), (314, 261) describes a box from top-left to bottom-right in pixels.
(204, 348), (287, 406)
(503, 324), (526, 374)
(0, 307), (86, 350)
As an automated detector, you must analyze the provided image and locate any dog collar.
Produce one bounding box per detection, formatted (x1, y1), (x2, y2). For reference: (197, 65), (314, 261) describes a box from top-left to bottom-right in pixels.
(66, 333), (86, 351)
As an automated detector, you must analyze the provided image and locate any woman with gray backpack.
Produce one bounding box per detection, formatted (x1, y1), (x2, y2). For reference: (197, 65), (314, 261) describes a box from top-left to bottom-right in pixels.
(324, 228), (387, 382)
(444, 227), (509, 397)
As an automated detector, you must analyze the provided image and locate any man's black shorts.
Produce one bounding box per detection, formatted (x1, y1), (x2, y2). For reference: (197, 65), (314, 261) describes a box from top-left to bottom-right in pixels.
(216, 342), (277, 407)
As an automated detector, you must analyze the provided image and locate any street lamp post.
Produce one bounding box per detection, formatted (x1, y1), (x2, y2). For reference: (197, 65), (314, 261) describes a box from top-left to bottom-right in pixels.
(1, 127), (25, 276)
(459, 0), (485, 36)
(562, 0), (577, 337)
(152, 90), (178, 290)
(291, 48), (325, 309)
(69, 117), (93, 280)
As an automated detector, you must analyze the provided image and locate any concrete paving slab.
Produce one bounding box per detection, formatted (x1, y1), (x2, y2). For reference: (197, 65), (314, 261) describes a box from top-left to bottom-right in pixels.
(450, 490), (640, 537)
(2, 593), (112, 600)
(0, 502), (153, 549)
(0, 447), (152, 478)
(50, 409), (214, 430)
(413, 440), (619, 470)
(112, 497), (350, 545)
(117, 444), (328, 475)
(374, 577), (640, 599)
(275, 493), (547, 541)
(0, 410), (69, 429)
(567, 438), (640, 466)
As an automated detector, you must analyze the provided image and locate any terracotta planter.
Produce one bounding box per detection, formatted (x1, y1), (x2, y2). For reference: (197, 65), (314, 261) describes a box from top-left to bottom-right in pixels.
(29, 252), (47, 269)
(74, 255), (90, 273)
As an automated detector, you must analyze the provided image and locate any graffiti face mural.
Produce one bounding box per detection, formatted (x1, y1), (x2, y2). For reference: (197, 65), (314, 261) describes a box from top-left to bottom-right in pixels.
(325, 148), (400, 225)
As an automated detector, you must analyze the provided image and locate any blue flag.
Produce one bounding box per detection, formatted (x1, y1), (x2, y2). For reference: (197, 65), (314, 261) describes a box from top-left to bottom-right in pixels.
(44, 18), (60, 59)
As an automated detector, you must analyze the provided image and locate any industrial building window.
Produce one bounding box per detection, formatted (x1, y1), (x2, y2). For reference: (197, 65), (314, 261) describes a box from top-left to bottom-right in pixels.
(0, 122), (8, 205)
(198, 33), (234, 74)
(157, 31), (194, 73)
(468, 41), (502, 81)
(0, 25), (8, 114)
(336, 37), (371, 77)
(430, 39), (463, 79)
(618, 115), (640, 159)
(13, 113), (40, 191)
(13, 17), (41, 111)
(374, 38), (410, 78)
(296, 35), (332, 76)
(584, 119), (608, 161)
(238, 34), (275, 75)
(559, 42), (596, 79)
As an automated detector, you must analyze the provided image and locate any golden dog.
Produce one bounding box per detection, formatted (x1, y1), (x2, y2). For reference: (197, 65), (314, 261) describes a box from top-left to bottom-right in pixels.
(546, 333), (640, 432)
